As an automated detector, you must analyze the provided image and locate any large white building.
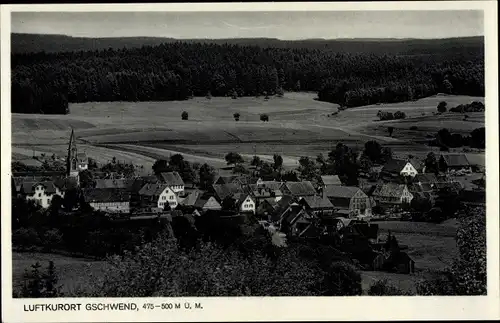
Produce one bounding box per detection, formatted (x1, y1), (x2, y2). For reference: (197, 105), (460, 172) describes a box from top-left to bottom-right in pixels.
(20, 181), (65, 208)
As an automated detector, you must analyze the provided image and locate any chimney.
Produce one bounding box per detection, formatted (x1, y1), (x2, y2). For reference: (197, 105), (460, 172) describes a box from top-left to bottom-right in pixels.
(322, 186), (327, 200)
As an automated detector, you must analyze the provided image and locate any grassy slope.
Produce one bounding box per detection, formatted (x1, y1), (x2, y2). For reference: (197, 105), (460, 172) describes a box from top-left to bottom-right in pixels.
(11, 93), (484, 169)
(12, 252), (107, 296)
(360, 219), (459, 294)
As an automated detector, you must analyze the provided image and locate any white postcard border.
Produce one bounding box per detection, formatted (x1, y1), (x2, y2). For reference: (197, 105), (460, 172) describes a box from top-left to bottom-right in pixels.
(1, 2), (499, 322)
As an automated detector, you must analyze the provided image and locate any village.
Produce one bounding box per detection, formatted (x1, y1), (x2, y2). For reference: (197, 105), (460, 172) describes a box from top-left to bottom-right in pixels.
(11, 128), (486, 277)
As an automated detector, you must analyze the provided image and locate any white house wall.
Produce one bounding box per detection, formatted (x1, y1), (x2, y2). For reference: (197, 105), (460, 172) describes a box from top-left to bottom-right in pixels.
(157, 187), (178, 209)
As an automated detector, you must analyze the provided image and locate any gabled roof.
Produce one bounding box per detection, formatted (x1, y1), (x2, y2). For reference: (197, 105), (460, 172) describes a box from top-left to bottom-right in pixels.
(300, 195), (335, 209)
(274, 195), (296, 214)
(252, 181), (284, 191)
(321, 175), (342, 186)
(130, 176), (159, 193)
(250, 186), (283, 199)
(53, 177), (78, 191)
(323, 185), (362, 199)
(20, 181), (57, 195)
(382, 159), (413, 173)
(213, 175), (242, 185)
(95, 179), (135, 190)
(181, 190), (202, 206)
(434, 181), (463, 191)
(372, 183), (408, 198)
(280, 181), (316, 196)
(236, 193), (254, 206)
(159, 171), (185, 186)
(441, 154), (470, 167)
(329, 197), (352, 208)
(414, 173), (438, 184)
(83, 188), (130, 203)
(212, 183), (246, 201)
(138, 183), (170, 196)
(76, 152), (88, 162)
(282, 205), (310, 226)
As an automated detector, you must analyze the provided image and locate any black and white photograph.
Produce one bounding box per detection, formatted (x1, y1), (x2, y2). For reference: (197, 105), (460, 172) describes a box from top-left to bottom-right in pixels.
(1, 2), (499, 322)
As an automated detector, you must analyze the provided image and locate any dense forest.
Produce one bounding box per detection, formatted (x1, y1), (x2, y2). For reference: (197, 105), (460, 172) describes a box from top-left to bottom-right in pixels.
(11, 35), (484, 114)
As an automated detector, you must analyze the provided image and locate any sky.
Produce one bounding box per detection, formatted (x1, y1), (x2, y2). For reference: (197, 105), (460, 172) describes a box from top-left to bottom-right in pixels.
(11, 11), (483, 40)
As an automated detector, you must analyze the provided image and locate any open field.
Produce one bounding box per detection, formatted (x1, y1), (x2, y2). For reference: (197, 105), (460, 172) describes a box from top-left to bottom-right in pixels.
(12, 93), (484, 170)
(12, 252), (107, 296)
(376, 220), (458, 271)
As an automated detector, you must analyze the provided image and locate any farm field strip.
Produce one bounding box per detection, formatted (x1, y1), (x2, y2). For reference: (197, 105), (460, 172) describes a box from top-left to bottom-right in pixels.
(375, 221), (458, 237)
(104, 144), (228, 167)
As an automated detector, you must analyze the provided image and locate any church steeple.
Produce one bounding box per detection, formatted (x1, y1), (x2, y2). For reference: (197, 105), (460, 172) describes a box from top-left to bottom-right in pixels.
(67, 128), (79, 179)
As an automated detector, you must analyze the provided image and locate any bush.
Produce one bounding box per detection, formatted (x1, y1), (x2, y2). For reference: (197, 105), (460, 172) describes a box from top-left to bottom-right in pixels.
(322, 261), (362, 296)
(225, 152), (244, 165)
(417, 207), (486, 295)
(181, 111), (188, 120)
(19, 261), (63, 298)
(410, 126), (418, 130)
(233, 112), (240, 121)
(368, 279), (410, 295)
(394, 111), (406, 119)
(377, 111), (394, 121)
(260, 114), (269, 122)
(12, 227), (41, 250)
(437, 101), (447, 113)
(43, 229), (63, 252)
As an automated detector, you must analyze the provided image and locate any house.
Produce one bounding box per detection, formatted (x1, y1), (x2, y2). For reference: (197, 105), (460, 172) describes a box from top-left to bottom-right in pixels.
(382, 251), (415, 274)
(255, 198), (279, 217)
(249, 186), (283, 203)
(94, 179), (135, 190)
(320, 175), (342, 187)
(323, 186), (372, 218)
(299, 193), (336, 216)
(268, 195), (297, 222)
(213, 174), (245, 185)
(280, 181), (317, 198)
(181, 190), (222, 211)
(137, 183), (178, 210)
(212, 183), (247, 202)
(158, 171), (185, 193)
(17, 180), (64, 208)
(372, 183), (413, 207)
(236, 194), (256, 214)
(381, 159), (418, 178)
(413, 173), (438, 186)
(439, 154), (472, 173)
(83, 188), (130, 213)
(279, 204), (322, 238)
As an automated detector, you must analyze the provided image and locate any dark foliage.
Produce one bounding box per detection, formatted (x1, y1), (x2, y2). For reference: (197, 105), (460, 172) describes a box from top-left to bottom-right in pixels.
(12, 37), (483, 114)
(449, 101), (484, 113)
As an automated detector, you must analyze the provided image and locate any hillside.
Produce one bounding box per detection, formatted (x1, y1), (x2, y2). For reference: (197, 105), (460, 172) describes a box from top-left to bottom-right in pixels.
(11, 33), (484, 55)
(11, 34), (484, 115)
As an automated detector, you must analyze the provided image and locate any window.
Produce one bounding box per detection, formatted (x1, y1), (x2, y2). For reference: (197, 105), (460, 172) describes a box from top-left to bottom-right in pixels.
(162, 196), (166, 200)
(38, 193), (42, 198)
(160, 202), (164, 206)
(169, 196), (174, 200)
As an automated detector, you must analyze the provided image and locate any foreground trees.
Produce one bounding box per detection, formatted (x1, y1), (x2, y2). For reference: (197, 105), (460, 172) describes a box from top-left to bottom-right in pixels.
(75, 230), (361, 297)
(417, 207), (486, 295)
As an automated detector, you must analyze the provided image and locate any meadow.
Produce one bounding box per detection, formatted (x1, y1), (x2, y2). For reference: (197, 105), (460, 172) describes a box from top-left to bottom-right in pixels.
(12, 252), (107, 296)
(11, 93), (484, 170)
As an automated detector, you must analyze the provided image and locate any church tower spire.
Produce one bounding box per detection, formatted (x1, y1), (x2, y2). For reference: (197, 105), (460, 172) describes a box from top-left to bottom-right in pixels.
(67, 128), (79, 179)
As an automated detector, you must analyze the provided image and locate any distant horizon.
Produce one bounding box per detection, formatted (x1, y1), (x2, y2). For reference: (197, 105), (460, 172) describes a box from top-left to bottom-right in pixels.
(11, 11), (483, 40)
(11, 31), (484, 42)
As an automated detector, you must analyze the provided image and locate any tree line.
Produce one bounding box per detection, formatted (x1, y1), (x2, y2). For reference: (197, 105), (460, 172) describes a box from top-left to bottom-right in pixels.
(12, 40), (483, 114)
